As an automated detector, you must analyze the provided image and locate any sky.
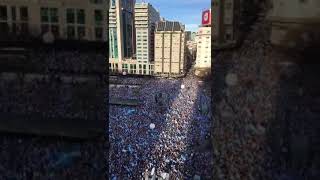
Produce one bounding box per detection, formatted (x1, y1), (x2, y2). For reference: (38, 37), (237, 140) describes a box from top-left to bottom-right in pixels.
(137, 0), (211, 32)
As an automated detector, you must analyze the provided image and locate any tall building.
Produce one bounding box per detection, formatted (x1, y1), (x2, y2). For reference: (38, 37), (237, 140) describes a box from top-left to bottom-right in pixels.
(0, 0), (107, 41)
(212, 0), (241, 49)
(195, 9), (211, 77)
(185, 31), (191, 41)
(134, 2), (160, 75)
(109, 0), (135, 73)
(191, 31), (196, 41)
(195, 27), (211, 69)
(154, 21), (186, 77)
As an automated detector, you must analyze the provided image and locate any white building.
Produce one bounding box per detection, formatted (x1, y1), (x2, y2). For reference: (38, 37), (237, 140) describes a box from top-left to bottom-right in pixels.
(195, 26), (211, 69)
(134, 2), (160, 75)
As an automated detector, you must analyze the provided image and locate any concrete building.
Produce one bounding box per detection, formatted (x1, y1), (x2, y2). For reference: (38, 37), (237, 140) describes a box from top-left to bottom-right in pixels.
(212, 0), (241, 49)
(186, 40), (197, 60)
(154, 21), (186, 77)
(191, 31), (196, 41)
(109, 0), (135, 74)
(185, 31), (191, 41)
(134, 2), (160, 75)
(0, 0), (107, 41)
(195, 26), (211, 69)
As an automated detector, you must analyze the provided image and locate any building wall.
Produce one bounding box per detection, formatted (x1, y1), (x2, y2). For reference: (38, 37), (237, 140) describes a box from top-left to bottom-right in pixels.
(212, 0), (240, 49)
(196, 26), (211, 69)
(134, 3), (159, 75)
(0, 0), (107, 41)
(154, 31), (185, 76)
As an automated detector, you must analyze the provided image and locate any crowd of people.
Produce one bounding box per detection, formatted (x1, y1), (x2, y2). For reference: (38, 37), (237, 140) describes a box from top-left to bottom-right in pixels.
(0, 134), (105, 180)
(28, 49), (105, 74)
(109, 69), (213, 179)
(0, 48), (106, 179)
(212, 5), (320, 180)
(0, 74), (104, 121)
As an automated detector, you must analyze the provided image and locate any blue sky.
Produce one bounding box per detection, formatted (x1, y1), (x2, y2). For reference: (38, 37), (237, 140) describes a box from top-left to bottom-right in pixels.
(137, 0), (211, 32)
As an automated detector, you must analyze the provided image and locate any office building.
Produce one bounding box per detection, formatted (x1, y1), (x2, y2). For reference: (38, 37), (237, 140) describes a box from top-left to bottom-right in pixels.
(134, 2), (160, 75)
(0, 0), (107, 41)
(154, 21), (186, 77)
(212, 0), (241, 49)
(195, 26), (211, 69)
(109, 0), (135, 73)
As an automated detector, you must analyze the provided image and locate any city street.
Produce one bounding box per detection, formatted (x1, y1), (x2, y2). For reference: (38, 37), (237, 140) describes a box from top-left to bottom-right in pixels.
(109, 67), (213, 179)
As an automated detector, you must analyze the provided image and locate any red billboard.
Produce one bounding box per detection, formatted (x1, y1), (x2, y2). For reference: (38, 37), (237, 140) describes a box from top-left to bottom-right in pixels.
(202, 9), (211, 26)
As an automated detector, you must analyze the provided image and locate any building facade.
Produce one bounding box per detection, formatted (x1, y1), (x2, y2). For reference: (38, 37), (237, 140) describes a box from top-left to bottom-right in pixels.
(134, 2), (160, 75)
(0, 0), (107, 41)
(154, 21), (186, 77)
(212, 0), (241, 49)
(109, 0), (135, 74)
(195, 26), (211, 69)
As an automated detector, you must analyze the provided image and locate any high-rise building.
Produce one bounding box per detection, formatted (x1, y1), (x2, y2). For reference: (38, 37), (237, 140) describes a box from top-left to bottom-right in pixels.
(134, 2), (160, 75)
(0, 0), (107, 41)
(191, 31), (197, 41)
(185, 31), (191, 41)
(154, 21), (186, 77)
(109, 0), (135, 73)
(195, 9), (211, 77)
(195, 26), (211, 69)
(212, 0), (241, 49)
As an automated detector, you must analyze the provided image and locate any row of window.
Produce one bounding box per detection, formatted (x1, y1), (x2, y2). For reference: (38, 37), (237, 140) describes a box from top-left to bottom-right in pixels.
(0, 6), (28, 21)
(0, 6), (103, 25)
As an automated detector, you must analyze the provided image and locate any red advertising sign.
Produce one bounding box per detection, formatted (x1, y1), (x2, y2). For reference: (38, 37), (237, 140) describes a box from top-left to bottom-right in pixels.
(202, 9), (211, 26)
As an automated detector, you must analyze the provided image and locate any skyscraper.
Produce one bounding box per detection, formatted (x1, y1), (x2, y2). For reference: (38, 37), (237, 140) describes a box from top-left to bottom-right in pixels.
(154, 21), (186, 77)
(134, 2), (160, 75)
(109, 0), (135, 73)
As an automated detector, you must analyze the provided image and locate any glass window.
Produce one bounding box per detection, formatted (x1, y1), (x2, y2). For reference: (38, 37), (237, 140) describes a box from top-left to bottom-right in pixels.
(77, 26), (85, 39)
(11, 7), (16, 21)
(50, 8), (58, 23)
(0, 6), (7, 21)
(51, 25), (59, 37)
(95, 27), (103, 40)
(66, 9), (75, 23)
(20, 7), (28, 21)
(94, 10), (103, 24)
(67, 26), (75, 39)
(40, 8), (49, 22)
(41, 24), (49, 34)
(77, 9), (85, 24)
(20, 22), (28, 34)
(0, 22), (8, 34)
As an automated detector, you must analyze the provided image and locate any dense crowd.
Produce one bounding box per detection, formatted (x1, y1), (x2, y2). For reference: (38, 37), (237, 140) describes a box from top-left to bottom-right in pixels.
(0, 49), (106, 179)
(0, 135), (105, 180)
(0, 75), (104, 121)
(109, 69), (213, 179)
(212, 6), (320, 180)
(28, 49), (105, 74)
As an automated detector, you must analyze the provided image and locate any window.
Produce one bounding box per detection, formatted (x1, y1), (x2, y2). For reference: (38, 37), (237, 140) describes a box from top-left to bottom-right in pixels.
(77, 26), (85, 39)
(41, 8), (49, 22)
(0, 22), (8, 34)
(95, 27), (103, 39)
(20, 7), (28, 21)
(20, 22), (28, 33)
(41, 24), (49, 34)
(11, 7), (16, 21)
(66, 9), (75, 23)
(77, 9), (85, 24)
(51, 25), (59, 36)
(110, 0), (116, 7)
(0, 6), (7, 21)
(50, 8), (58, 23)
(67, 26), (76, 39)
(91, 0), (103, 4)
(94, 10), (103, 25)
